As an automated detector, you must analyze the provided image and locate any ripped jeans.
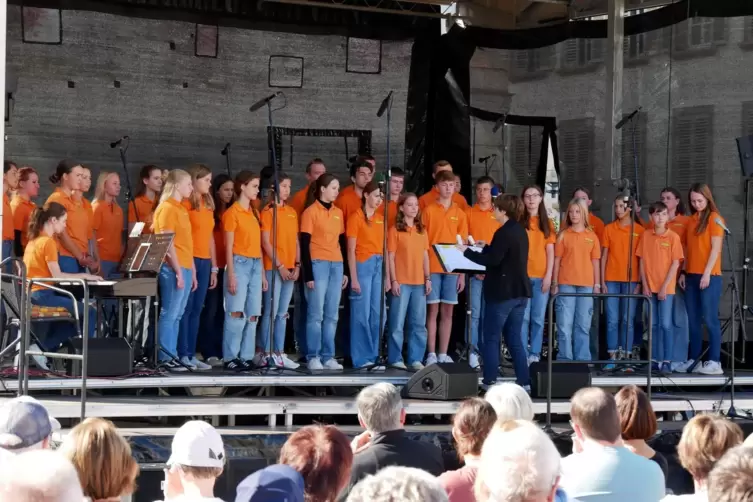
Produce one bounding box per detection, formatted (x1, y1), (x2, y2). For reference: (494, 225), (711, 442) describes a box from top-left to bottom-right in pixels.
(258, 269), (295, 353)
(223, 256), (263, 361)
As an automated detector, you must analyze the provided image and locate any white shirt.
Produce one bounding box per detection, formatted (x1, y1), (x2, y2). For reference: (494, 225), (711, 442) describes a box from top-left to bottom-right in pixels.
(662, 493), (708, 502)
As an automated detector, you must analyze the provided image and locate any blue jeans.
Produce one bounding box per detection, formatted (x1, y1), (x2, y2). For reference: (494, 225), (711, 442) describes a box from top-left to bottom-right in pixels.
(521, 278), (549, 358)
(259, 270), (295, 353)
(294, 280), (308, 356)
(650, 294), (675, 361)
(304, 260), (343, 363)
(30, 290), (96, 351)
(2, 240), (12, 272)
(157, 265), (192, 362)
(59, 255), (84, 273)
(350, 256), (385, 367)
(388, 285), (427, 365)
(605, 281), (638, 353)
(482, 298), (529, 387)
(672, 289), (689, 363)
(427, 273), (459, 305)
(178, 258), (211, 359)
(686, 274), (722, 362)
(468, 276), (484, 352)
(223, 256), (263, 361)
(555, 285), (594, 361)
(198, 269), (224, 359)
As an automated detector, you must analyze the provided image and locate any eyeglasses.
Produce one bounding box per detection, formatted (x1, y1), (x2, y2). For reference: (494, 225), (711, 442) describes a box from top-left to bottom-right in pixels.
(523, 193), (541, 200)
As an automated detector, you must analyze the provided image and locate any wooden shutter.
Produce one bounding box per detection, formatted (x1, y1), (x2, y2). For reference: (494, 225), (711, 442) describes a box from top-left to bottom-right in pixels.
(671, 106), (713, 193)
(620, 112), (648, 201)
(509, 126), (541, 193)
(743, 101), (753, 137)
(562, 39), (578, 68)
(558, 118), (595, 203)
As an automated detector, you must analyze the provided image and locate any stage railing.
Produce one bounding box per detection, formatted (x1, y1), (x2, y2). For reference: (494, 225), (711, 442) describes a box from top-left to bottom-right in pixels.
(0, 258), (27, 389)
(545, 291), (653, 429)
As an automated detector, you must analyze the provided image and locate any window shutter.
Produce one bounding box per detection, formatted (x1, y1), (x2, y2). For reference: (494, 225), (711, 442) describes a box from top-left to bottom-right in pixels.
(621, 112), (648, 201)
(671, 107), (713, 193)
(510, 128), (534, 193)
(558, 119), (594, 203)
(746, 17), (753, 43)
(589, 39), (605, 63)
(539, 46), (554, 70)
(562, 39), (578, 68)
(673, 19), (689, 52)
(713, 18), (726, 45)
(742, 101), (753, 137)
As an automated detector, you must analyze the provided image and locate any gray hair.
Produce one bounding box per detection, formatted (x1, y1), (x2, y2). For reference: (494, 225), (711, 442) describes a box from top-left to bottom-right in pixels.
(708, 446), (753, 502)
(484, 383), (535, 422)
(0, 450), (84, 502)
(347, 466), (448, 502)
(356, 383), (403, 433)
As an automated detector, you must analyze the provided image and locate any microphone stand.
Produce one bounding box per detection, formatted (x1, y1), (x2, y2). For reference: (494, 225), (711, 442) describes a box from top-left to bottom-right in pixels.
(221, 143), (232, 178)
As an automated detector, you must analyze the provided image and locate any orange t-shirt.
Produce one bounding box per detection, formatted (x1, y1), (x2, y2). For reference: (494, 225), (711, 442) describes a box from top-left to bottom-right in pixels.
(82, 197), (94, 239)
(222, 202), (262, 259)
(589, 213), (605, 243)
(153, 198), (194, 269)
(127, 195), (157, 234)
(388, 225), (429, 285)
(182, 198), (215, 260)
(346, 209), (385, 263)
(334, 185), (363, 226)
(422, 201), (469, 274)
(260, 204), (299, 270)
(554, 228), (601, 287)
(526, 216), (556, 279)
(418, 186), (469, 212)
(300, 201), (344, 262)
(636, 229), (683, 294)
(23, 236), (58, 291)
(92, 200), (124, 263)
(11, 196), (36, 247)
(2, 194), (14, 242)
(601, 220), (644, 282)
(466, 204), (500, 245)
(46, 189), (90, 257)
(686, 212), (725, 276)
(376, 200), (398, 228)
(648, 214), (690, 248)
(289, 186), (309, 217)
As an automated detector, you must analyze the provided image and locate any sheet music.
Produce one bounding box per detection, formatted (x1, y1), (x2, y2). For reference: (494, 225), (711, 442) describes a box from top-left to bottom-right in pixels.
(433, 244), (485, 273)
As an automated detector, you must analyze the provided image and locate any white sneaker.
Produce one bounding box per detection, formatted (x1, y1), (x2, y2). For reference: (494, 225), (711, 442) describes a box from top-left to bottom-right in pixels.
(307, 357), (323, 370)
(391, 361), (408, 370)
(180, 356), (197, 369)
(18, 344), (50, 371)
(438, 353), (454, 363)
(699, 360), (723, 375)
(673, 359), (695, 373)
(410, 361), (425, 371)
(425, 353), (438, 365)
(206, 357), (223, 367)
(323, 359), (344, 370)
(189, 357), (212, 371)
(527, 354), (540, 365)
(273, 353), (300, 370)
(469, 353), (480, 369)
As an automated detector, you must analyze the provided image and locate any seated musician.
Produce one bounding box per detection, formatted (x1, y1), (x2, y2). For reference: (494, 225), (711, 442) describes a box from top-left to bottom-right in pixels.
(23, 202), (100, 367)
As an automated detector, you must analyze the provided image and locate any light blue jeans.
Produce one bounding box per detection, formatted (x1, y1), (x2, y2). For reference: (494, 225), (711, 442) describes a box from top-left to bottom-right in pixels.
(294, 281), (308, 356)
(521, 277), (549, 358)
(223, 256), (263, 361)
(350, 255), (385, 367)
(387, 284), (427, 365)
(605, 281), (639, 353)
(555, 285), (593, 361)
(259, 270), (295, 353)
(178, 257), (211, 359)
(672, 289), (689, 362)
(650, 294), (675, 361)
(468, 276), (484, 352)
(304, 260), (343, 363)
(157, 265), (193, 362)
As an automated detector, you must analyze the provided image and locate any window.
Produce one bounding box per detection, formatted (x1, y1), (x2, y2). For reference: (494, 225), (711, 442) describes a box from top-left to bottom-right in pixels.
(671, 106), (713, 193)
(742, 101), (753, 138)
(558, 118), (595, 204)
(620, 112), (648, 201)
(561, 39), (605, 71)
(508, 126), (542, 192)
(672, 17), (726, 54)
(511, 47), (554, 80)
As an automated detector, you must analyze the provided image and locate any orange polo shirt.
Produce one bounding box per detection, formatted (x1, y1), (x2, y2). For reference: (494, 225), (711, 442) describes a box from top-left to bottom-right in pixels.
(555, 228), (601, 287)
(182, 198), (215, 260)
(23, 236), (58, 291)
(418, 186), (469, 212)
(526, 216), (556, 279)
(46, 189), (89, 257)
(222, 202), (262, 259)
(153, 198), (193, 269)
(686, 212), (725, 276)
(127, 195), (157, 234)
(261, 204), (298, 270)
(466, 204), (500, 245)
(388, 225), (429, 285)
(422, 201), (469, 274)
(290, 186), (309, 217)
(11, 196), (35, 247)
(92, 200), (124, 263)
(334, 185), (363, 225)
(346, 209), (385, 263)
(300, 201), (344, 262)
(81, 197), (94, 239)
(601, 220), (644, 283)
(589, 213), (605, 243)
(648, 214), (690, 248)
(376, 200), (398, 228)
(636, 229), (683, 294)
(2, 194), (14, 242)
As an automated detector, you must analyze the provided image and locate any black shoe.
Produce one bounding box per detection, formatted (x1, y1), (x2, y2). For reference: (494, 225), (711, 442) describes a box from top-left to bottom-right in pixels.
(240, 359), (253, 371)
(224, 358), (244, 372)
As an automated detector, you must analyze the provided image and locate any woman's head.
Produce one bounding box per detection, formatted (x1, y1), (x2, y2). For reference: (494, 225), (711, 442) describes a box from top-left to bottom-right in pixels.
(395, 193), (423, 233)
(278, 173), (292, 203)
(493, 194), (524, 224)
(28, 202), (67, 240)
(213, 174), (234, 206)
(49, 160), (84, 191)
(615, 385), (657, 441)
(79, 166), (92, 194)
(688, 183), (718, 234)
(660, 187), (685, 216)
(188, 164), (215, 211)
(677, 413), (743, 483)
(138, 165), (163, 196)
(483, 383), (535, 422)
(17, 167), (39, 198)
(362, 181), (382, 211)
(564, 197), (590, 229)
(317, 173), (340, 203)
(58, 417), (139, 501)
(452, 398), (497, 459)
(159, 169), (193, 204)
(521, 185), (551, 238)
(614, 196), (631, 220)
(93, 172), (121, 202)
(234, 171), (260, 201)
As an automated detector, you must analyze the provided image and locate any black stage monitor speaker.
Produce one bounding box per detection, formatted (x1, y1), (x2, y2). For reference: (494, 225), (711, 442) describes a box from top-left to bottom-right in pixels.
(737, 135), (753, 177)
(530, 361), (591, 399)
(401, 363), (478, 401)
(63, 337), (133, 377)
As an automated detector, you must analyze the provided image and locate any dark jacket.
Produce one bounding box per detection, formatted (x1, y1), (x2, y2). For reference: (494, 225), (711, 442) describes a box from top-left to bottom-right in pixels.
(463, 218), (531, 303)
(338, 429), (445, 501)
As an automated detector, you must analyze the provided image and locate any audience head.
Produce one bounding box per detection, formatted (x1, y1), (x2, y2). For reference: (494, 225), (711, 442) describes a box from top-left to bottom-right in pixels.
(452, 398), (497, 461)
(279, 425), (353, 502)
(475, 420), (561, 502)
(0, 450), (84, 502)
(235, 464), (305, 502)
(677, 413), (743, 485)
(347, 466), (448, 502)
(484, 383), (534, 422)
(570, 387), (621, 444)
(162, 420), (225, 499)
(0, 396), (60, 453)
(615, 385), (657, 441)
(356, 383), (405, 434)
(708, 446), (753, 502)
(58, 417), (138, 501)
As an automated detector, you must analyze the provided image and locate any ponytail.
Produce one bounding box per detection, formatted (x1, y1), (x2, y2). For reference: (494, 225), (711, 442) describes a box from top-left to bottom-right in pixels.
(49, 159), (80, 185)
(305, 173), (337, 210)
(28, 202), (67, 241)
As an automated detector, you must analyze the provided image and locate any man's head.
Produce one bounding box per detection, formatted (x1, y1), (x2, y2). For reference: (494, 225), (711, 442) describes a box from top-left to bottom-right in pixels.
(432, 160), (452, 179)
(305, 159), (326, 184)
(570, 387), (622, 444)
(0, 450), (84, 502)
(356, 383), (405, 434)
(0, 396), (60, 453)
(350, 160), (374, 190)
(475, 176), (495, 206)
(389, 167), (405, 198)
(235, 464), (305, 502)
(649, 201), (669, 229)
(708, 446), (753, 502)
(435, 170), (456, 201)
(347, 466), (448, 502)
(164, 420), (225, 499)
(677, 413), (743, 484)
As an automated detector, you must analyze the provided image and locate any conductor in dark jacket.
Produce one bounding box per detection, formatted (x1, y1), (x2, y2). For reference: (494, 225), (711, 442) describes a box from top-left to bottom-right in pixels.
(459, 194), (532, 390)
(338, 382), (444, 501)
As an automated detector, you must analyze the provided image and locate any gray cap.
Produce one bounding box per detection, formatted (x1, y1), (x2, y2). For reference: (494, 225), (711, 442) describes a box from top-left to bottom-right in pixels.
(0, 397), (59, 450)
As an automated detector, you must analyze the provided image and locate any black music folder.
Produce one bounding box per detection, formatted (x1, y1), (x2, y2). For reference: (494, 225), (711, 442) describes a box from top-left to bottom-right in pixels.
(120, 233), (175, 275)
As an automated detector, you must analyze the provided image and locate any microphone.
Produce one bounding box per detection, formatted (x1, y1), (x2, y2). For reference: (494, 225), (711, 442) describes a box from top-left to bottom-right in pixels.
(615, 106), (642, 130)
(377, 91), (394, 118)
(221, 143), (230, 156)
(492, 114), (507, 133)
(109, 136), (128, 149)
(478, 154), (497, 163)
(715, 217), (731, 235)
(249, 92), (282, 112)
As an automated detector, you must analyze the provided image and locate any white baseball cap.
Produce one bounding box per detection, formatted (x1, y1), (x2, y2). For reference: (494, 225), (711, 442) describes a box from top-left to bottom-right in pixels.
(167, 420), (225, 468)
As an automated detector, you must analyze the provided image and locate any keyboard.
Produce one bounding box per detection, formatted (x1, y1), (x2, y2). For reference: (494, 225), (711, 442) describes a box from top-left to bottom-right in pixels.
(56, 278), (157, 299)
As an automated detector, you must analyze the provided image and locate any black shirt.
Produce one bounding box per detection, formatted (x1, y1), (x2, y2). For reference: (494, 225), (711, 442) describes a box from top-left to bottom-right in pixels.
(463, 218), (531, 303)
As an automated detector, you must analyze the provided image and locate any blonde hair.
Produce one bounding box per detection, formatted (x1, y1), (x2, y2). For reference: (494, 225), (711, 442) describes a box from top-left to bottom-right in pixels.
(188, 164), (215, 211)
(159, 169), (190, 205)
(58, 417), (139, 500)
(677, 413), (743, 482)
(92, 171), (118, 203)
(557, 197), (592, 243)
